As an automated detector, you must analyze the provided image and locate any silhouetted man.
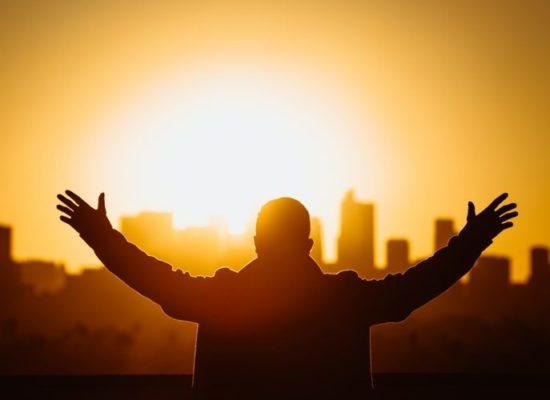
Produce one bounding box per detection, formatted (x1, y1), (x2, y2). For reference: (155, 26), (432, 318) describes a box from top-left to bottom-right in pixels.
(56, 191), (517, 398)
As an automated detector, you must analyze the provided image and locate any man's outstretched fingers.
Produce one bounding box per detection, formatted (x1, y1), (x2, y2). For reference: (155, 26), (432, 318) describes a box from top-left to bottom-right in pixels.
(98, 193), (106, 214)
(65, 190), (87, 206)
(487, 193), (508, 211)
(56, 204), (74, 216)
(467, 202), (476, 222)
(496, 203), (517, 215)
(57, 194), (78, 211)
(497, 221), (514, 234)
(500, 211), (519, 222)
(59, 215), (75, 227)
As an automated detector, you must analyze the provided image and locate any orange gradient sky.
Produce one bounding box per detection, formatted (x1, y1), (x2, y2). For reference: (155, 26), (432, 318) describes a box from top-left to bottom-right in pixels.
(1, 1), (549, 280)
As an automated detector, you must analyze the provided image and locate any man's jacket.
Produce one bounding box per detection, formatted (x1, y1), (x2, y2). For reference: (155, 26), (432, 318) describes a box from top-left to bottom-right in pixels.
(81, 226), (490, 399)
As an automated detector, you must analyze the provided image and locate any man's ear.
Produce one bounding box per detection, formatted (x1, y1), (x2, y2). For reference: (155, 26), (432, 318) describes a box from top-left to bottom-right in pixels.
(306, 238), (314, 252)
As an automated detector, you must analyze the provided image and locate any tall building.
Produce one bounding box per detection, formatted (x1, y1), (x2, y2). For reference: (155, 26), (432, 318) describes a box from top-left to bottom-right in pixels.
(469, 256), (510, 292)
(174, 225), (223, 275)
(386, 239), (409, 274)
(529, 246), (550, 286)
(310, 217), (323, 266)
(120, 212), (175, 257)
(120, 211), (238, 276)
(18, 260), (66, 295)
(0, 225), (11, 266)
(434, 219), (455, 251)
(0, 225), (21, 291)
(337, 190), (375, 277)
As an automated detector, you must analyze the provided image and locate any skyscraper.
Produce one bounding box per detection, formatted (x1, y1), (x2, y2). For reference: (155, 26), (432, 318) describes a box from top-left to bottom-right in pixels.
(469, 256), (510, 292)
(434, 219), (455, 251)
(337, 190), (375, 277)
(0, 225), (20, 288)
(0, 225), (11, 266)
(529, 246), (550, 286)
(120, 212), (175, 257)
(310, 217), (324, 266)
(386, 239), (409, 274)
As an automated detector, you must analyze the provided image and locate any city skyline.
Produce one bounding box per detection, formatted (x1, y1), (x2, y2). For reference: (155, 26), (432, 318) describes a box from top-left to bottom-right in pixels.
(1, 191), (548, 380)
(1, 189), (547, 284)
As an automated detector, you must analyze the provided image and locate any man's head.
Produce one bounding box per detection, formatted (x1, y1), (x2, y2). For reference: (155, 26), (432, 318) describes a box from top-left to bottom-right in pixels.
(254, 197), (314, 258)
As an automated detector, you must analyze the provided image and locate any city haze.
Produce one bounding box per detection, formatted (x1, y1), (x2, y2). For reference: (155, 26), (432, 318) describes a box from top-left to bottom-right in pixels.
(1, 1), (549, 280)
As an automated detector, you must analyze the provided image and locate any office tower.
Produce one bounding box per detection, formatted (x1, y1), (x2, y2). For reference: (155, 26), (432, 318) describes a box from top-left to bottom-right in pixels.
(469, 256), (510, 292)
(529, 246), (550, 286)
(175, 225), (224, 275)
(434, 219), (455, 251)
(18, 260), (66, 295)
(337, 190), (375, 277)
(310, 217), (324, 266)
(120, 212), (175, 256)
(0, 225), (20, 287)
(386, 239), (409, 274)
(0, 225), (11, 266)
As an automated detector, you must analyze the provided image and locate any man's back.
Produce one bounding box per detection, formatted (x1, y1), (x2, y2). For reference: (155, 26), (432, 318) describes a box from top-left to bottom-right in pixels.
(74, 225), (493, 398)
(181, 258), (375, 398)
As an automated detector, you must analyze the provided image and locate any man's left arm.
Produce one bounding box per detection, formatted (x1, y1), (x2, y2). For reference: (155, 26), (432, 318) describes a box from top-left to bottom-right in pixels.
(371, 193), (518, 323)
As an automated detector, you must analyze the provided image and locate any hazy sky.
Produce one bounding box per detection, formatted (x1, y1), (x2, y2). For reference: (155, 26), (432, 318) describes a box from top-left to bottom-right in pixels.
(1, 0), (549, 279)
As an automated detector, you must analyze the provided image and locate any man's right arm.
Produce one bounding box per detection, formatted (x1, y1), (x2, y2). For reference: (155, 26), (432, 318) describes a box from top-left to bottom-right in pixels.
(345, 193), (517, 324)
(56, 190), (214, 322)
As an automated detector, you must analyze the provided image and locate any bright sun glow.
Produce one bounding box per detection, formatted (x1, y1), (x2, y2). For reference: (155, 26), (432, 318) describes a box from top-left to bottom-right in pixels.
(91, 64), (371, 260)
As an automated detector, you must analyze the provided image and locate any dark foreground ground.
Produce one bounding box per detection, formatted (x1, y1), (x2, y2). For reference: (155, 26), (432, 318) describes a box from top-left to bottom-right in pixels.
(2, 374), (549, 399)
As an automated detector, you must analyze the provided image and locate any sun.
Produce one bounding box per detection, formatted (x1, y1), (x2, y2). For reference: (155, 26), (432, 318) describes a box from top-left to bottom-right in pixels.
(91, 63), (369, 259)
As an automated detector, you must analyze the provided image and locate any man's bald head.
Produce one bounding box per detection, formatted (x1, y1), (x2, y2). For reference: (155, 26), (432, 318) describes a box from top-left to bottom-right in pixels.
(254, 197), (313, 258)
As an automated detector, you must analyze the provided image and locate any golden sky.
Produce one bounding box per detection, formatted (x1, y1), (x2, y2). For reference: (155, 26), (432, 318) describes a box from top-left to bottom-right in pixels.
(1, 0), (549, 280)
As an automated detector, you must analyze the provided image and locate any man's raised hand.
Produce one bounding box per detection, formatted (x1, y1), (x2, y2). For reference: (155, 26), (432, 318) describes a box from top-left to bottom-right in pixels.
(57, 190), (111, 235)
(462, 193), (518, 244)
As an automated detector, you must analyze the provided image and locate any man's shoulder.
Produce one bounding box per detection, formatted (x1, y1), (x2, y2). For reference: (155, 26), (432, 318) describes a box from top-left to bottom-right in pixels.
(323, 269), (360, 280)
(214, 267), (239, 279)
(336, 269), (360, 279)
(322, 269), (385, 292)
(322, 269), (365, 287)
